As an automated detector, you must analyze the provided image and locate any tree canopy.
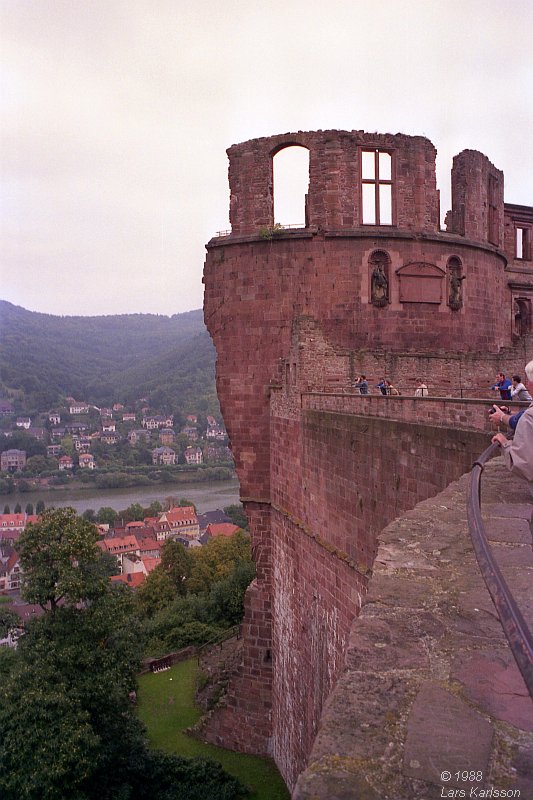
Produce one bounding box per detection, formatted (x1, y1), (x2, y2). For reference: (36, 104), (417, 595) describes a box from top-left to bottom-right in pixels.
(0, 507), (249, 800)
(18, 507), (110, 611)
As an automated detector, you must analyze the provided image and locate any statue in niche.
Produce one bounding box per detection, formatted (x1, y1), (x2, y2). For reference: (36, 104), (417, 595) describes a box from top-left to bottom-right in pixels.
(514, 298), (532, 337)
(448, 266), (465, 310)
(371, 264), (389, 307)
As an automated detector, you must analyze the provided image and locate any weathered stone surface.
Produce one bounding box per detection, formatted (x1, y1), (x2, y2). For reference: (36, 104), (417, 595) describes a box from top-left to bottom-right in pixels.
(292, 758), (381, 800)
(491, 543), (533, 568)
(451, 651), (533, 732)
(403, 684), (493, 786)
(309, 672), (416, 762)
(483, 503), (533, 521)
(483, 516), (532, 544)
(512, 747), (533, 797)
(345, 616), (430, 671)
(363, 574), (431, 609)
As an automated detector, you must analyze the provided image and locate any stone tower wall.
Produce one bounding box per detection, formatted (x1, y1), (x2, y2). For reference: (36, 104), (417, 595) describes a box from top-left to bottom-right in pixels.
(202, 130), (533, 790)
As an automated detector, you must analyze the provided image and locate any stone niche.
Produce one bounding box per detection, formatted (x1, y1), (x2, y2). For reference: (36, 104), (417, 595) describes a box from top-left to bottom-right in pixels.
(396, 262), (445, 304)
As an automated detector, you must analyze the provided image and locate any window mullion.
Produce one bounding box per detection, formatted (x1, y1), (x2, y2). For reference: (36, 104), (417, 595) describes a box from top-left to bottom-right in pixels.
(374, 151), (380, 224)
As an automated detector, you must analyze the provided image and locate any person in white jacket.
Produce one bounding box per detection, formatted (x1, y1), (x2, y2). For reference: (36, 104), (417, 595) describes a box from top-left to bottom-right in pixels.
(493, 361), (533, 495)
(510, 375), (532, 402)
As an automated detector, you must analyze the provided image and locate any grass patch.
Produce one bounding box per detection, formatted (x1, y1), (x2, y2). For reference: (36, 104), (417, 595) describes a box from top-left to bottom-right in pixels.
(138, 659), (289, 800)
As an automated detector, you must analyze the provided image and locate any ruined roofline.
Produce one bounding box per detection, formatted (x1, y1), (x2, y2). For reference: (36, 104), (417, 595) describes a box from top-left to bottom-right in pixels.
(505, 201), (533, 214)
(227, 128), (435, 155)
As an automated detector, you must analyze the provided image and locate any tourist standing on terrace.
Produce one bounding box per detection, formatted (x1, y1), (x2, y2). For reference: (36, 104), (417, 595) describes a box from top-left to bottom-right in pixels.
(491, 372), (512, 401)
(353, 375), (369, 395)
(510, 375), (532, 402)
(492, 360), (533, 495)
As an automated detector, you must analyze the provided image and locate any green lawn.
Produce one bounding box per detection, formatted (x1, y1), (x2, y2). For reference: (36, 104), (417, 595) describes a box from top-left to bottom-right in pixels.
(137, 659), (289, 800)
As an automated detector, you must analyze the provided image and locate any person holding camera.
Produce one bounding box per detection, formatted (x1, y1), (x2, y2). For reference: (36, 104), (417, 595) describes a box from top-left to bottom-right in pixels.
(491, 360), (533, 495)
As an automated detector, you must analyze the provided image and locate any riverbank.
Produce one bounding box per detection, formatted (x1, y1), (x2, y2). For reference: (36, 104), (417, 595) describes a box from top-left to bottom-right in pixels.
(1, 477), (240, 516)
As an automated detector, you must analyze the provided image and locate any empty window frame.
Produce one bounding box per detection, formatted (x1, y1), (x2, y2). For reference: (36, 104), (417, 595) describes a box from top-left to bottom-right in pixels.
(488, 174), (499, 246)
(272, 145), (310, 228)
(515, 226), (531, 261)
(361, 150), (393, 225)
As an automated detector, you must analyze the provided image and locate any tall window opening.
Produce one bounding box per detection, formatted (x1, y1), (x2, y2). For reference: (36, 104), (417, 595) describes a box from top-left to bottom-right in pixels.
(515, 227), (531, 260)
(273, 146), (309, 228)
(488, 174), (499, 246)
(361, 150), (393, 225)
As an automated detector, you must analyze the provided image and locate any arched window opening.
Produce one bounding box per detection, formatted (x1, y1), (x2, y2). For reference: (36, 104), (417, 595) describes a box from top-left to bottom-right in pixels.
(273, 146), (309, 228)
(447, 256), (464, 310)
(369, 250), (391, 307)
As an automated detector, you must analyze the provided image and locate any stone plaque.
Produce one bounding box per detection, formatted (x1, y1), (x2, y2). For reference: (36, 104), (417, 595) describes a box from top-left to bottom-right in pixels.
(397, 262), (445, 304)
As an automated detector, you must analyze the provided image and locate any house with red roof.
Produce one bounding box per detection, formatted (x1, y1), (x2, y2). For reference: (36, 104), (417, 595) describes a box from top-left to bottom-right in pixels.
(99, 533), (161, 572)
(0, 513), (38, 544)
(0, 550), (22, 592)
(156, 506), (199, 542)
(205, 522), (240, 539)
(111, 572), (146, 589)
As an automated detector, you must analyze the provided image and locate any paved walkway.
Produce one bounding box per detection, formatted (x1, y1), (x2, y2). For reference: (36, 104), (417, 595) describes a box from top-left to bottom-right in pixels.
(294, 458), (533, 799)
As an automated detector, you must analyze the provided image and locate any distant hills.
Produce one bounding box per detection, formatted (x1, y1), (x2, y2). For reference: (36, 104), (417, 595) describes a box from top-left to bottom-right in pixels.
(0, 300), (218, 416)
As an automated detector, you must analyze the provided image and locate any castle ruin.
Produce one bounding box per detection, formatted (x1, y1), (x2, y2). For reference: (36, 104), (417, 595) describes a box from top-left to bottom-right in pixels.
(202, 130), (533, 790)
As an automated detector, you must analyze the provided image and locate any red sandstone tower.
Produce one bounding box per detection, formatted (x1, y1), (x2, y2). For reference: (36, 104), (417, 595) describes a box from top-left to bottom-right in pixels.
(203, 130), (533, 789)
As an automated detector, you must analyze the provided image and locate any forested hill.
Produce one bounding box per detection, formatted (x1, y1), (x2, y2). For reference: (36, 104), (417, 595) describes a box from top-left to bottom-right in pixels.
(0, 300), (218, 414)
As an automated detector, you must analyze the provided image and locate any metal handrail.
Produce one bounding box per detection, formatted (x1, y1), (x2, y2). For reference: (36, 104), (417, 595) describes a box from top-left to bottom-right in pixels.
(467, 442), (533, 699)
(196, 624), (241, 657)
(214, 223), (306, 238)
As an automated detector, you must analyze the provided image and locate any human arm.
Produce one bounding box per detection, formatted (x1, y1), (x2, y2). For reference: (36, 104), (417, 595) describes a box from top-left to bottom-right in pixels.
(488, 406), (510, 428)
(492, 432), (510, 447)
(495, 410), (533, 483)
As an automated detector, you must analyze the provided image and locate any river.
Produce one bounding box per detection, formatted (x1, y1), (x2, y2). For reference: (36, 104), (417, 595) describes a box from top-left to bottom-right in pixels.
(2, 478), (241, 516)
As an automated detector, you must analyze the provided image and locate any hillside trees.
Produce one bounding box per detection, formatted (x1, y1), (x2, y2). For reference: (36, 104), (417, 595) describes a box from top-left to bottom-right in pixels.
(0, 300), (219, 414)
(0, 430), (46, 458)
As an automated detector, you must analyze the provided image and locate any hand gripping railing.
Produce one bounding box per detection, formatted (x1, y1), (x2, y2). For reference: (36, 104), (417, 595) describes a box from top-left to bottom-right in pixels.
(467, 442), (533, 699)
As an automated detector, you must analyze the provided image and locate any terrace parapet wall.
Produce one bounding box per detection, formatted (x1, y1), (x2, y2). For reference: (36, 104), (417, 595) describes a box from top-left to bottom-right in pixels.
(293, 460), (533, 800)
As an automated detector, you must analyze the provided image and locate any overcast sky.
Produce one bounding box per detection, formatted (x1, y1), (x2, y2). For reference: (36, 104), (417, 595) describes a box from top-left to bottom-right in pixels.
(1, 0), (532, 317)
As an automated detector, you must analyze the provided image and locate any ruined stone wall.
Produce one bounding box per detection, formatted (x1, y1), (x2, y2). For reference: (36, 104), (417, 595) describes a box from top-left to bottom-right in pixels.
(202, 130), (533, 790)
(227, 131), (440, 234)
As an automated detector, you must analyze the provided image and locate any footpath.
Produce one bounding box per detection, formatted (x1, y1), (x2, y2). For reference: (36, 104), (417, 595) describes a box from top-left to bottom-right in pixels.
(294, 458), (533, 800)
